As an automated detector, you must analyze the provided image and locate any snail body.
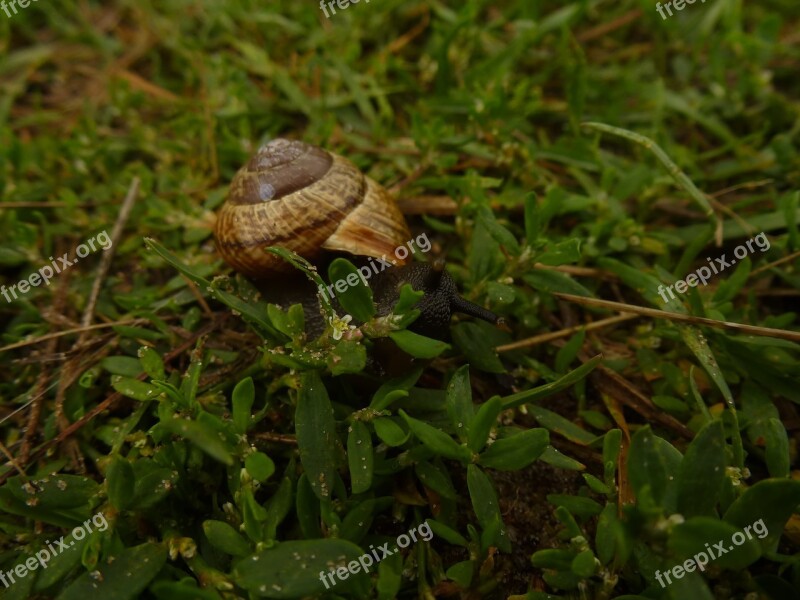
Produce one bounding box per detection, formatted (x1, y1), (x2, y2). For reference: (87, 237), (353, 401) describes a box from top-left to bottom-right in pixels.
(213, 138), (502, 338)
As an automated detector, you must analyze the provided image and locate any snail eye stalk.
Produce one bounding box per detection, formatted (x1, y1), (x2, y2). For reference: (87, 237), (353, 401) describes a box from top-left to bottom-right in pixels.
(450, 294), (504, 326)
(422, 259), (445, 289)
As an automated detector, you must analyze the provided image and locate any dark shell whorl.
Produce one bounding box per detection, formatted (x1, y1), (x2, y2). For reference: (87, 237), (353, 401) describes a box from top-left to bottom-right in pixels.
(226, 139), (334, 205)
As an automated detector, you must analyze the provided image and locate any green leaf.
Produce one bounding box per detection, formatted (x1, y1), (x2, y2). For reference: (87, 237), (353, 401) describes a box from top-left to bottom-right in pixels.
(137, 346), (165, 380)
(267, 303), (305, 338)
(446, 560), (474, 588)
(400, 410), (472, 462)
(6, 474), (99, 509)
(555, 330), (585, 373)
(33, 531), (91, 592)
(56, 543), (167, 600)
(233, 539), (364, 598)
(179, 350), (204, 408)
(603, 429), (622, 485)
(198, 410), (239, 454)
(339, 498), (376, 543)
(528, 405), (598, 445)
(111, 377), (160, 402)
(388, 330), (450, 359)
(676, 420), (727, 518)
(130, 463), (178, 510)
(392, 283), (424, 317)
(327, 339), (367, 375)
(203, 520), (252, 557)
(571, 549), (597, 578)
(376, 551), (403, 600)
(669, 517), (761, 569)
(328, 258), (376, 321)
(723, 479), (800, 551)
(531, 548), (576, 569)
(451, 321), (505, 373)
(415, 460), (458, 500)
(373, 417), (409, 446)
(446, 365), (474, 442)
(524, 192), (541, 245)
(502, 356), (602, 409)
(752, 574), (798, 600)
(479, 428), (549, 470)
(537, 238), (582, 266)
(666, 571), (715, 600)
(149, 582), (222, 600)
(347, 421), (373, 494)
(426, 519), (468, 546)
(162, 418), (234, 466)
(296, 371), (339, 499)
(627, 426), (682, 510)
(466, 464), (511, 552)
(370, 366), (422, 411)
(296, 474), (322, 539)
(539, 446), (585, 470)
(102, 356), (142, 377)
(679, 324), (743, 467)
(595, 503), (624, 566)
(232, 376), (255, 434)
(245, 452), (275, 483)
(477, 205), (520, 255)
(264, 476), (294, 541)
(761, 418), (790, 479)
(712, 257), (751, 303)
(599, 256), (676, 308)
(106, 455), (135, 511)
(523, 269), (594, 297)
(467, 396), (503, 452)
(241, 486), (265, 542)
(113, 325), (165, 342)
(583, 473), (610, 495)
(743, 385), (790, 478)
(487, 281), (515, 304)
(554, 505), (583, 540)
(469, 219), (502, 281)
(547, 494), (603, 519)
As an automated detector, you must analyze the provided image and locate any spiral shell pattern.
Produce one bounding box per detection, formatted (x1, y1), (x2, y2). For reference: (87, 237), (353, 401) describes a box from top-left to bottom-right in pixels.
(214, 139), (410, 278)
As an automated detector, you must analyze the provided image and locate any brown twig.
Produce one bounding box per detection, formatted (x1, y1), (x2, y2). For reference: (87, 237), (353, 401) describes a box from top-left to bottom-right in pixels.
(496, 314), (639, 352)
(183, 276), (214, 316)
(552, 293), (800, 342)
(0, 319), (146, 354)
(385, 7), (430, 54)
(0, 440), (27, 481)
(81, 177), (140, 329)
(51, 179), (139, 470)
(19, 272), (72, 463)
(706, 196), (756, 239)
(534, 263), (619, 281)
(709, 179), (773, 198)
(577, 9), (642, 43)
(253, 432), (298, 445)
(749, 249), (800, 278)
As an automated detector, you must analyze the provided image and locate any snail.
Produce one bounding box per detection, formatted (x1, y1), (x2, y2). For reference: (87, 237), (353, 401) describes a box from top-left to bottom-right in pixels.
(213, 138), (503, 339)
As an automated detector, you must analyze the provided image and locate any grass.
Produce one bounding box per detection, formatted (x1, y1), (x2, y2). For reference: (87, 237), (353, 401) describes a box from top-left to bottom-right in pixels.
(1, 0), (800, 598)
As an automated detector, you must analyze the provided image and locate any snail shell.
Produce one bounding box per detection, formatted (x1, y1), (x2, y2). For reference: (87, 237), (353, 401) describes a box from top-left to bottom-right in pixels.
(214, 139), (410, 279)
